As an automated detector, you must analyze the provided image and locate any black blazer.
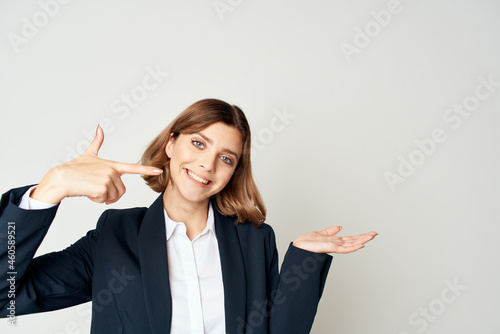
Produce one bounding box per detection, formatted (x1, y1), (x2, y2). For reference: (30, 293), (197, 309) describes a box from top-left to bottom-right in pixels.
(0, 185), (332, 334)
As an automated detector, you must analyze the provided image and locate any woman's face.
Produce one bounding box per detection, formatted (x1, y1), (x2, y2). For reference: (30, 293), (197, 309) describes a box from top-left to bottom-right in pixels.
(165, 122), (243, 204)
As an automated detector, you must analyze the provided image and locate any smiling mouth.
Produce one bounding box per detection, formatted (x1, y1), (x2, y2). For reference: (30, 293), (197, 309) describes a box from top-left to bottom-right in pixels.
(186, 169), (211, 185)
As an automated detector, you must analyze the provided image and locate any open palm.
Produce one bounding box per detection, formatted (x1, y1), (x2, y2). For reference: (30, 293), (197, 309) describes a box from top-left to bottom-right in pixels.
(293, 226), (378, 254)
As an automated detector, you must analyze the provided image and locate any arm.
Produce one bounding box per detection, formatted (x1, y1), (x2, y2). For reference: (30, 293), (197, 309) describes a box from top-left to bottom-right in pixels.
(1, 126), (161, 319)
(267, 231), (332, 334)
(267, 227), (377, 333)
(0, 185), (106, 317)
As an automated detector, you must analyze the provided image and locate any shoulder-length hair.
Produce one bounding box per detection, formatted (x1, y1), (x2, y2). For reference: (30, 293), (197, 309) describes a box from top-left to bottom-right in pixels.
(139, 98), (266, 226)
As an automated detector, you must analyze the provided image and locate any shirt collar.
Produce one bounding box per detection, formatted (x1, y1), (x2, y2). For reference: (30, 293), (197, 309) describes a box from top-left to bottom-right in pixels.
(164, 201), (215, 241)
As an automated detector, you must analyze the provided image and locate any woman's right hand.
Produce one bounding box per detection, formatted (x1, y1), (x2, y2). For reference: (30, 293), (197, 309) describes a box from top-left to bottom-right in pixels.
(31, 125), (163, 205)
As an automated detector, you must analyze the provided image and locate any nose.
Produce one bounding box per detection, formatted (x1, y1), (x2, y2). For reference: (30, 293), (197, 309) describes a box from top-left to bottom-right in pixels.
(199, 152), (217, 173)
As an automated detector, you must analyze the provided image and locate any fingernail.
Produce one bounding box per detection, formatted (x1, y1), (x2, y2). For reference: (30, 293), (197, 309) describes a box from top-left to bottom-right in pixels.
(96, 124), (100, 135)
(153, 169), (163, 173)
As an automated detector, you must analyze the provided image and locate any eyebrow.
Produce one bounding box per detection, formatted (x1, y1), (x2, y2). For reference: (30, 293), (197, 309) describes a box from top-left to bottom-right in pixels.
(194, 132), (240, 160)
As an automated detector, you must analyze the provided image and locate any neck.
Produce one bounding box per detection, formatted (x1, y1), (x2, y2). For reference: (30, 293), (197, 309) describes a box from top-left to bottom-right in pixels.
(162, 187), (210, 240)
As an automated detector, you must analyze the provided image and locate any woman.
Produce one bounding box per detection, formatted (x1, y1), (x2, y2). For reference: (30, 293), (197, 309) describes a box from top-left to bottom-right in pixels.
(0, 99), (377, 333)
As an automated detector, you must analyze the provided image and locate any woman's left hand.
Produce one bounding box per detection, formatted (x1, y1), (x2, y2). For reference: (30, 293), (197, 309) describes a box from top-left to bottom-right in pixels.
(292, 226), (378, 254)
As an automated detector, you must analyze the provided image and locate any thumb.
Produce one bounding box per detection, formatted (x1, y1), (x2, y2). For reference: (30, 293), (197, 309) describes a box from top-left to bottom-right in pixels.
(86, 124), (104, 156)
(320, 226), (342, 236)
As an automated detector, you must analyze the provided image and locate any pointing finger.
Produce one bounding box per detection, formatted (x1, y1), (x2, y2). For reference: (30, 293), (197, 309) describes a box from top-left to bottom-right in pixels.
(113, 161), (164, 176)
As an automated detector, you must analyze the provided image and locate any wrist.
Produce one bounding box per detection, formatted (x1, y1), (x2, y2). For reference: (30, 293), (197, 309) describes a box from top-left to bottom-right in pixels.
(292, 240), (308, 251)
(31, 167), (66, 204)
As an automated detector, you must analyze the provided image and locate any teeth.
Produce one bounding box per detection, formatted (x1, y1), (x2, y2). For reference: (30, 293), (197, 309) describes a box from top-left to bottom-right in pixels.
(187, 170), (209, 185)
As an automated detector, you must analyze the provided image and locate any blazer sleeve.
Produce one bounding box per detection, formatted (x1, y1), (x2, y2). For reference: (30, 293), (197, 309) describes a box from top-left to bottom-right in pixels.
(0, 185), (105, 317)
(268, 230), (333, 334)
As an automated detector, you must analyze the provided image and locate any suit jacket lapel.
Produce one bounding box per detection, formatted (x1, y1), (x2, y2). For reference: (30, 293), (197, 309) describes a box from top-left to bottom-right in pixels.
(213, 202), (247, 333)
(138, 192), (172, 334)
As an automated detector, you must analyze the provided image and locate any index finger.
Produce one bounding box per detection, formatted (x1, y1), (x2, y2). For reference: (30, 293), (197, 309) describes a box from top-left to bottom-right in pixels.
(113, 161), (164, 176)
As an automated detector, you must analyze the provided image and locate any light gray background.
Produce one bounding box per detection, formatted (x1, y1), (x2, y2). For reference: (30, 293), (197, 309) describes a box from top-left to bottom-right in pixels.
(1, 0), (499, 333)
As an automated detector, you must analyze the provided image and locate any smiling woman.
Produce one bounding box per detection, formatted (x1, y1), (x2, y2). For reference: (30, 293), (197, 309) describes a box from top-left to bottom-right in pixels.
(0, 98), (377, 334)
(140, 99), (266, 228)
(164, 123), (243, 221)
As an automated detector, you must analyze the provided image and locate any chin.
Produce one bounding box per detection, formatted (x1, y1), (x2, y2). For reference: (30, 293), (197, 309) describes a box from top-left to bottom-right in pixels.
(181, 191), (212, 204)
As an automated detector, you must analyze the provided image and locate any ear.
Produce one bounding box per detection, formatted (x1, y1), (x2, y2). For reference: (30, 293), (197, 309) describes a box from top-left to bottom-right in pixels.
(165, 133), (175, 158)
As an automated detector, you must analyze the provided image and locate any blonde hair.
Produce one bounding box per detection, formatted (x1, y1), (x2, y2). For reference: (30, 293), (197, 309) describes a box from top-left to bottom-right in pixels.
(140, 98), (266, 226)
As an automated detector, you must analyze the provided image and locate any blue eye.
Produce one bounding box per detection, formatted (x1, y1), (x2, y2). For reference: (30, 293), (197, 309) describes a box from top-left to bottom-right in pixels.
(221, 156), (233, 165)
(192, 140), (204, 148)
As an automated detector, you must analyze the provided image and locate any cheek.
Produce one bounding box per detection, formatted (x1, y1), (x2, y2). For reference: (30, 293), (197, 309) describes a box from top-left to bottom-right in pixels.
(171, 147), (192, 164)
(220, 169), (236, 184)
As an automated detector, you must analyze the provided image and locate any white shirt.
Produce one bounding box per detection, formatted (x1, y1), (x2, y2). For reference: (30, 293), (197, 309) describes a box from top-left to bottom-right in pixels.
(164, 203), (225, 334)
(18, 185), (226, 333)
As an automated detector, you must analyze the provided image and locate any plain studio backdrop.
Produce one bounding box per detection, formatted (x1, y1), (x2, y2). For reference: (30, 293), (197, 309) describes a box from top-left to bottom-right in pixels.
(1, 0), (499, 333)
